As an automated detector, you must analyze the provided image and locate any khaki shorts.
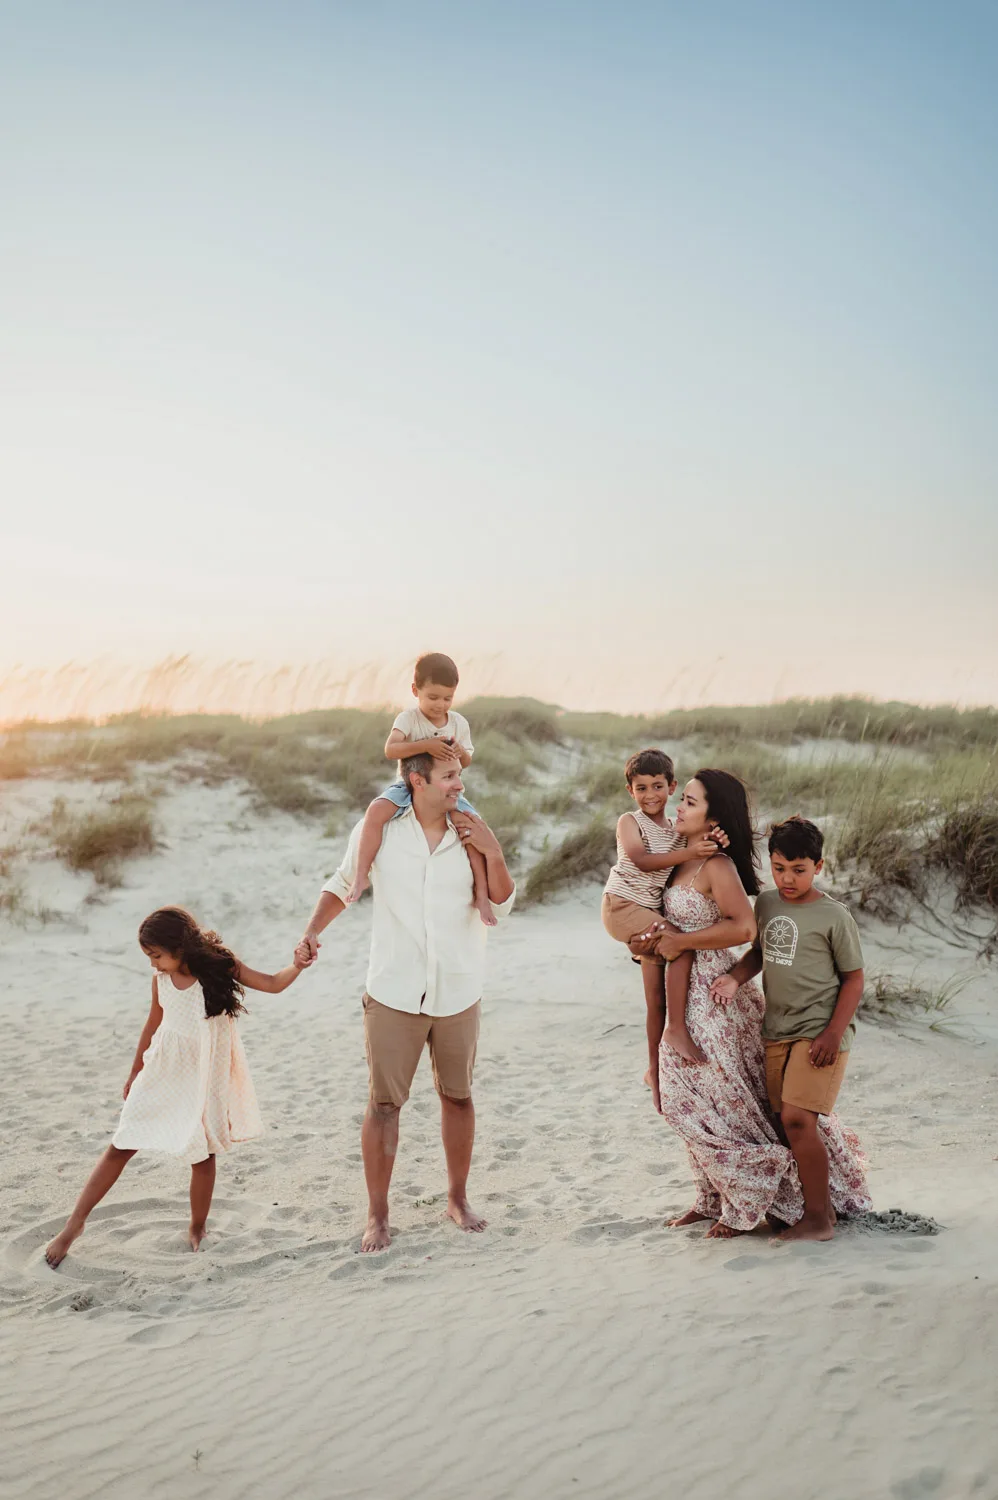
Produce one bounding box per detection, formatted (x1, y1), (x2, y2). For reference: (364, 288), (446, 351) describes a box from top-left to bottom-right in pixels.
(601, 893), (665, 966)
(363, 994), (481, 1108)
(765, 1038), (849, 1116)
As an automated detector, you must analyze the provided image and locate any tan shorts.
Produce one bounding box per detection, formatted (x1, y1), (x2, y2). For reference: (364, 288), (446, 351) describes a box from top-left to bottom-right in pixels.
(765, 1038), (849, 1116)
(363, 994), (481, 1108)
(601, 893), (665, 966)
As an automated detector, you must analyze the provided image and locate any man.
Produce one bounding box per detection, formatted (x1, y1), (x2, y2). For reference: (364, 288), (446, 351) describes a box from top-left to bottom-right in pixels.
(296, 751), (515, 1253)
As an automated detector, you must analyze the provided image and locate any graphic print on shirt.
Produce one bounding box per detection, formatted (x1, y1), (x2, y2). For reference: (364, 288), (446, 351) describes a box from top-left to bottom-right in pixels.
(762, 914), (799, 967)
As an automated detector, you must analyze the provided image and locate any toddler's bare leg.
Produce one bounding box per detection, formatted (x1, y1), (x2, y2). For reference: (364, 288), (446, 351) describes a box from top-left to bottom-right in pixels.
(348, 798), (397, 903)
(189, 1154), (216, 1251)
(45, 1144), (136, 1267)
(661, 949), (705, 1065)
(468, 843), (497, 927)
(640, 960), (666, 1111)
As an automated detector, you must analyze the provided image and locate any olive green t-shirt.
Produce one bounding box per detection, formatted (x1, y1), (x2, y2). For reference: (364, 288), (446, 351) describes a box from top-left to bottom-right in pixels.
(755, 888), (864, 1052)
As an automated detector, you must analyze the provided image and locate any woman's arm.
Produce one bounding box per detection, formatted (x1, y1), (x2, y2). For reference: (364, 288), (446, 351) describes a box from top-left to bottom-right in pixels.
(124, 978), (163, 1096)
(631, 858), (757, 961)
(237, 958), (307, 994)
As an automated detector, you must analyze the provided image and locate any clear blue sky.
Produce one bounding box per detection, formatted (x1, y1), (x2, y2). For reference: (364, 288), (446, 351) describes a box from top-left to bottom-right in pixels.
(2, 1), (996, 713)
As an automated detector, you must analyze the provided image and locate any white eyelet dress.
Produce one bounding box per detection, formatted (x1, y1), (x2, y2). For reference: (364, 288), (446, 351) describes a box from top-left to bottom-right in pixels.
(112, 972), (263, 1164)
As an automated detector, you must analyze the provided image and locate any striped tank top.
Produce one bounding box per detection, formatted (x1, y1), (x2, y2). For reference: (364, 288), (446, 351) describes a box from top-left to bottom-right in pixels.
(604, 808), (684, 909)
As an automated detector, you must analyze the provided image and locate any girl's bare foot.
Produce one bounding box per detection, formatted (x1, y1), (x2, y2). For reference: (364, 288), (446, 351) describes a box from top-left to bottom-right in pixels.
(188, 1221), (208, 1252)
(361, 1215), (391, 1252)
(446, 1196), (487, 1233)
(45, 1219), (84, 1268)
(667, 1208), (715, 1228)
(662, 1025), (707, 1065)
(772, 1212), (835, 1244)
(346, 875), (369, 906)
(706, 1221), (745, 1239)
(475, 895), (498, 928)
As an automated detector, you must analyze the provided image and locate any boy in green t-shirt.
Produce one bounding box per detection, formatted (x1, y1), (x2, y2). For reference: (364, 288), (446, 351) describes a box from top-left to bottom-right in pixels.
(711, 816), (865, 1243)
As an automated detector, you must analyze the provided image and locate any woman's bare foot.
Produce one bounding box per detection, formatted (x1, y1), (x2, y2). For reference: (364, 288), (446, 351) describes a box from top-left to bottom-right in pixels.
(188, 1221), (208, 1252)
(662, 1025), (706, 1065)
(667, 1208), (716, 1228)
(446, 1196), (487, 1233)
(705, 1221), (745, 1239)
(772, 1212), (835, 1244)
(475, 894), (498, 928)
(346, 875), (369, 905)
(45, 1219), (84, 1268)
(765, 1212), (792, 1233)
(361, 1214), (391, 1252)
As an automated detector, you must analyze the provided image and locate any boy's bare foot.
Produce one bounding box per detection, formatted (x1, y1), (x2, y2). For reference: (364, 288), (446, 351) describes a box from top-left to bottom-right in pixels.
(662, 1025), (706, 1065)
(772, 1212), (835, 1244)
(446, 1196), (487, 1233)
(475, 895), (498, 927)
(706, 1221), (745, 1239)
(643, 1067), (654, 1088)
(346, 875), (369, 905)
(361, 1215), (391, 1252)
(45, 1219), (84, 1268)
(188, 1221), (208, 1252)
(667, 1208), (715, 1227)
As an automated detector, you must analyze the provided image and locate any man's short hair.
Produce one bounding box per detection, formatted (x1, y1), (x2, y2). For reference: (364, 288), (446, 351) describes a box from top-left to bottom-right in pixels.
(414, 652), (459, 689)
(768, 815), (824, 862)
(624, 748), (675, 786)
(402, 752), (436, 794)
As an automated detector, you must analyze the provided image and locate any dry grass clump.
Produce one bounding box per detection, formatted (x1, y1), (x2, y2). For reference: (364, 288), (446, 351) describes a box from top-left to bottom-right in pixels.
(861, 970), (966, 1027)
(522, 818), (616, 906)
(930, 799), (998, 910)
(41, 795), (157, 886)
(462, 698), (561, 744)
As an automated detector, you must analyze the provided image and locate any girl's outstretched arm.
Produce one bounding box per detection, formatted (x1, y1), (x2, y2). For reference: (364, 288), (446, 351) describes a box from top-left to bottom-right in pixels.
(236, 958), (307, 994)
(124, 978), (164, 1098)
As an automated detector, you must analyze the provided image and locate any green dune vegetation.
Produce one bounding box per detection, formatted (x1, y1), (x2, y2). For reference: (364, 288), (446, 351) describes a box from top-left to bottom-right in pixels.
(1, 696), (997, 923)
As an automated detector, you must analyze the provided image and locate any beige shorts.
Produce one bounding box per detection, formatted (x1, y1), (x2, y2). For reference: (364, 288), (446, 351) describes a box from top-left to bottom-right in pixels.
(363, 994), (481, 1108)
(765, 1038), (849, 1116)
(601, 893), (665, 965)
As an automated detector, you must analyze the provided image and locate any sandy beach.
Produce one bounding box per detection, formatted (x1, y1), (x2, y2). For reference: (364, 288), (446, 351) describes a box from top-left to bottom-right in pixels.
(2, 774), (997, 1500)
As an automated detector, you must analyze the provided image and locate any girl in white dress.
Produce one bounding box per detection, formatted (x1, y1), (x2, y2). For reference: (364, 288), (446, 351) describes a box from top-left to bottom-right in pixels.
(46, 906), (306, 1265)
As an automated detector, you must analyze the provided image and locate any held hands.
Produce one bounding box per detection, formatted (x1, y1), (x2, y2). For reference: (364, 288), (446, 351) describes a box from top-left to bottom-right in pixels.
(295, 934), (319, 968)
(809, 1028), (843, 1068)
(709, 973), (738, 1005)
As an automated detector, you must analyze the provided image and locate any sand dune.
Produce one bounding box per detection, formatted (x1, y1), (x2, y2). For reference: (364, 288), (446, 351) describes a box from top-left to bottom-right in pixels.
(1, 778), (997, 1498)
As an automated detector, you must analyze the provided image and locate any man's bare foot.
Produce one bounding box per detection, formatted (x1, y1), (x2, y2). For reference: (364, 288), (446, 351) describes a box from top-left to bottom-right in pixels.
(667, 1208), (715, 1228)
(706, 1221), (745, 1239)
(45, 1219), (84, 1268)
(361, 1214), (391, 1252)
(446, 1197), (487, 1233)
(475, 896), (498, 928)
(188, 1221), (208, 1252)
(662, 1025), (706, 1065)
(346, 875), (369, 906)
(773, 1212), (835, 1244)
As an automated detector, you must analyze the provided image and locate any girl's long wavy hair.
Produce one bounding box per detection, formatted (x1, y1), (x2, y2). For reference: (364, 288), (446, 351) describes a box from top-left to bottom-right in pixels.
(693, 768), (761, 897)
(138, 906), (245, 1018)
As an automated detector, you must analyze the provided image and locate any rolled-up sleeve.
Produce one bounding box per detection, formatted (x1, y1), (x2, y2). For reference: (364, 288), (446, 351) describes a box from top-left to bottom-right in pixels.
(489, 885), (516, 922)
(322, 819), (363, 905)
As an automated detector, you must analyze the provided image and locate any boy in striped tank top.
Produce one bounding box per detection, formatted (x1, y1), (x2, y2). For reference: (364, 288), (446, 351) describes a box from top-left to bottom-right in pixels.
(602, 749), (726, 1073)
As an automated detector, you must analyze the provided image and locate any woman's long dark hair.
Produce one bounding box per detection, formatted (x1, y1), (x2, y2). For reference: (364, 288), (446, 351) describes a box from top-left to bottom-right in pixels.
(693, 768), (760, 897)
(138, 906), (245, 1018)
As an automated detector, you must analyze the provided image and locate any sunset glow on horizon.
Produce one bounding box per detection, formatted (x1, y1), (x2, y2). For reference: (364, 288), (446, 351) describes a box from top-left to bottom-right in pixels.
(3, 3), (996, 721)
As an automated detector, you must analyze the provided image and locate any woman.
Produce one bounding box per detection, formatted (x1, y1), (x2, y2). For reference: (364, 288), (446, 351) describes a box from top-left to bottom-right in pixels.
(630, 769), (870, 1239)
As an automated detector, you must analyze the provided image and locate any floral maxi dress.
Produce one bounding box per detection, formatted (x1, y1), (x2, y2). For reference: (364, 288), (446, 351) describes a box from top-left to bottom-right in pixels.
(658, 883), (871, 1231)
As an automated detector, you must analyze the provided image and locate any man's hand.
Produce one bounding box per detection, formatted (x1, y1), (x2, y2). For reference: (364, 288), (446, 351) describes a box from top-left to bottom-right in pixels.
(809, 1028), (843, 1068)
(451, 811), (501, 857)
(709, 973), (738, 1004)
(297, 933), (320, 966)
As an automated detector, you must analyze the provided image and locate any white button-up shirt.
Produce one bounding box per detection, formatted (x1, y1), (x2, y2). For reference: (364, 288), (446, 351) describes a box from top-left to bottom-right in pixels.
(323, 807), (515, 1016)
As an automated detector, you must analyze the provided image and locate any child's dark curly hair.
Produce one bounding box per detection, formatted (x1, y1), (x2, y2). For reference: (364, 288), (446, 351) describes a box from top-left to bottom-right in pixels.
(138, 906), (246, 1018)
